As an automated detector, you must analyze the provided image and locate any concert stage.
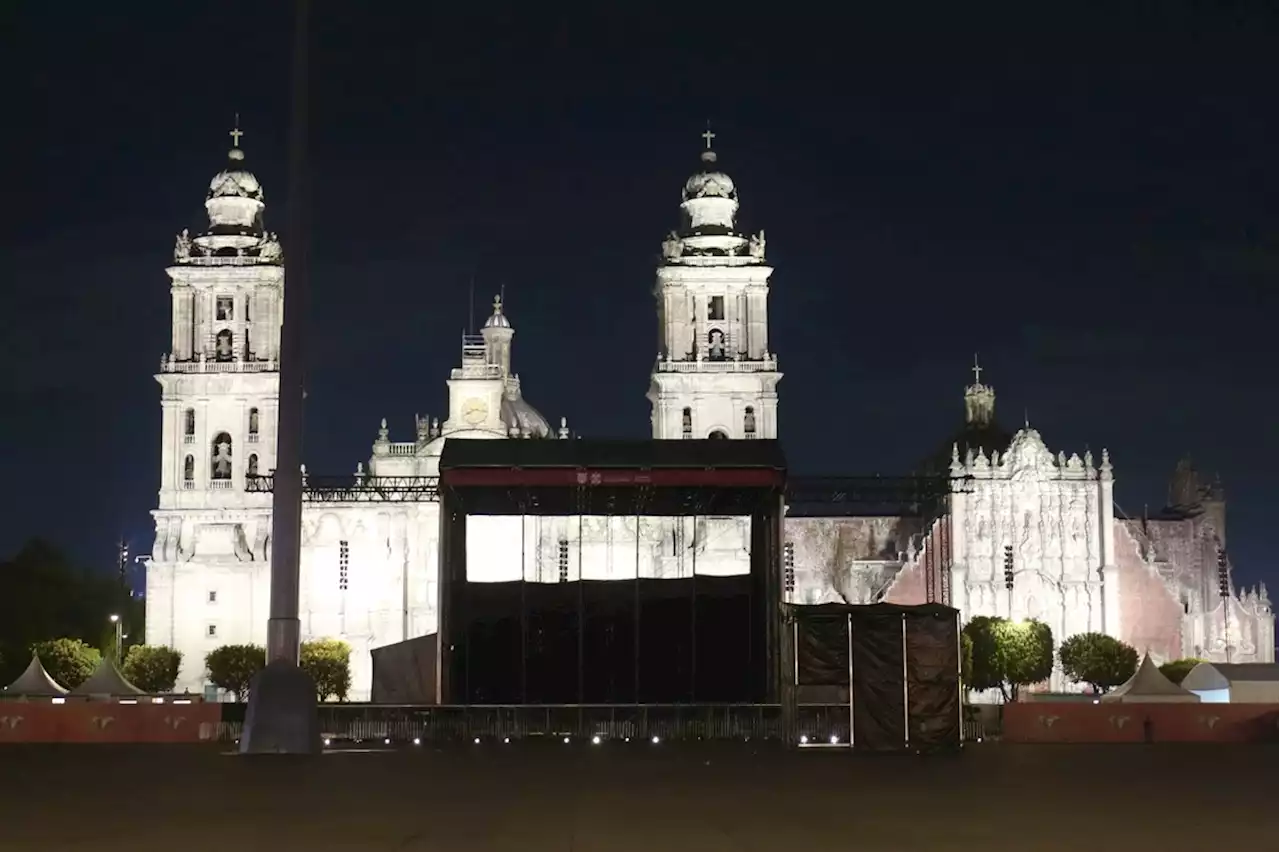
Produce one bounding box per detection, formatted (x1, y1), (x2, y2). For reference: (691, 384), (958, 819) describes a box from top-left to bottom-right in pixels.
(436, 439), (788, 706)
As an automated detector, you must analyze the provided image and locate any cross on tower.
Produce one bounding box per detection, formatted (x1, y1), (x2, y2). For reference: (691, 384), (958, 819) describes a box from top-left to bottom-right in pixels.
(229, 115), (244, 148)
(971, 354), (983, 385)
(701, 124), (716, 150)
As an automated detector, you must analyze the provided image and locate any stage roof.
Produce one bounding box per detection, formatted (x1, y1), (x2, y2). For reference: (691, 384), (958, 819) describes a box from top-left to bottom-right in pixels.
(439, 438), (787, 472)
(439, 439), (787, 515)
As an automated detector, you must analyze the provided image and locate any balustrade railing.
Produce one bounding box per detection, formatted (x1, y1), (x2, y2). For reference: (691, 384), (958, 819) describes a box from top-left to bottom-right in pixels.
(654, 356), (778, 373)
(161, 359), (277, 374)
(209, 480), (234, 490)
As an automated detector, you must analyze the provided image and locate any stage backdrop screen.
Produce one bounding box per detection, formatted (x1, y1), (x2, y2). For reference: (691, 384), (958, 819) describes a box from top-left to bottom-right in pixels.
(454, 514), (764, 705)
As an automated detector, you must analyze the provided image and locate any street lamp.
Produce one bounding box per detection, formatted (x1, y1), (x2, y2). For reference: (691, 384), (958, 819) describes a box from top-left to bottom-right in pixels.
(109, 614), (122, 662)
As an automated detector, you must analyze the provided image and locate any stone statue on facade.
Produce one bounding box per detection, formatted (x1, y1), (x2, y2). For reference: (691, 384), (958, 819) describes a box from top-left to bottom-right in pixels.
(662, 232), (683, 261)
(174, 229), (191, 261)
(259, 232), (283, 262)
(749, 229), (766, 260)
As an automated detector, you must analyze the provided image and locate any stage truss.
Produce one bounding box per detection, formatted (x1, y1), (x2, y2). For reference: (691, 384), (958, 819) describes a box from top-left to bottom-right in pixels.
(245, 472), (970, 605)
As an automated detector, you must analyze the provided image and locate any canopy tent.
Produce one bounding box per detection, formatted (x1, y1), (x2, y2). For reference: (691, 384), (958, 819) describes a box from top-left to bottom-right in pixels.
(68, 658), (144, 697)
(1101, 653), (1199, 703)
(1180, 662), (1278, 704)
(1, 655), (68, 698)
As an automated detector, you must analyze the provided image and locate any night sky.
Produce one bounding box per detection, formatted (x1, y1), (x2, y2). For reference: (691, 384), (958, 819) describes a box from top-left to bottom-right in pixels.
(4, 5), (1274, 591)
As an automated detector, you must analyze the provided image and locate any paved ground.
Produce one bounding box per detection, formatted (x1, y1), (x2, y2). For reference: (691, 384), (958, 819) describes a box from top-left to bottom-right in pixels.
(0, 742), (1273, 850)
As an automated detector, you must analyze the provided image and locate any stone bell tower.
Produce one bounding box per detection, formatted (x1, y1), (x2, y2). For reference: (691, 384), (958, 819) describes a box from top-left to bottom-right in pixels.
(647, 129), (781, 440)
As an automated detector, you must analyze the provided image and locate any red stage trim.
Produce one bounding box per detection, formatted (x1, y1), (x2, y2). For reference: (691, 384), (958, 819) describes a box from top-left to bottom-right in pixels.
(443, 467), (784, 488)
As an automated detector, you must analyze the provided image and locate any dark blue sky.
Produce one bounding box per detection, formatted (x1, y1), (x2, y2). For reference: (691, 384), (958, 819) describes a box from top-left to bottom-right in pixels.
(4, 4), (1275, 590)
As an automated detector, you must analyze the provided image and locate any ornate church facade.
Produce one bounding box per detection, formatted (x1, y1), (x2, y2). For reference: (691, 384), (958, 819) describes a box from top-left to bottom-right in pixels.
(144, 130), (1273, 699)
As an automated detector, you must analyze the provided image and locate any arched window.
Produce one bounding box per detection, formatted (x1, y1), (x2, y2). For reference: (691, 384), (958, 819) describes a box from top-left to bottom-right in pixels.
(183, 408), (196, 438)
(707, 328), (727, 361)
(248, 407), (260, 442)
(743, 406), (756, 438)
(708, 430), (729, 440)
(183, 455), (195, 486)
(246, 453), (259, 477)
(214, 329), (234, 362)
(681, 407), (692, 439)
(211, 432), (233, 480)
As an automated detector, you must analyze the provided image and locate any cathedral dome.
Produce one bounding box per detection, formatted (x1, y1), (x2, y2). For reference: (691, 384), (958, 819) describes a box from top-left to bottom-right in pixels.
(500, 389), (551, 439)
(681, 149), (739, 231)
(208, 149), (264, 202)
(203, 130), (266, 235)
(682, 151), (738, 202)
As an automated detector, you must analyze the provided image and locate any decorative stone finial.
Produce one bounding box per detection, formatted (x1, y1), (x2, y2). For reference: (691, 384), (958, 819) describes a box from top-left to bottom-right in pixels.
(377, 417), (389, 442)
(559, 417), (570, 439)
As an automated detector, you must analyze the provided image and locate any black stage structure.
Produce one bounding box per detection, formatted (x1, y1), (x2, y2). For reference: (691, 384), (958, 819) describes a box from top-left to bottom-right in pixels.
(436, 439), (788, 706)
(787, 602), (962, 752)
(247, 449), (969, 747)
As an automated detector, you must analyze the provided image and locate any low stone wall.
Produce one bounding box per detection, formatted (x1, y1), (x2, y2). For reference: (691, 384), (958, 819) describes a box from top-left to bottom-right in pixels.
(0, 700), (221, 743)
(1003, 701), (1278, 744)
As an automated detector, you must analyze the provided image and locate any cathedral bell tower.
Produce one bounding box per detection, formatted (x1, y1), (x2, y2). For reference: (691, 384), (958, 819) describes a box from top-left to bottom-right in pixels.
(647, 130), (781, 439)
(153, 123), (284, 540)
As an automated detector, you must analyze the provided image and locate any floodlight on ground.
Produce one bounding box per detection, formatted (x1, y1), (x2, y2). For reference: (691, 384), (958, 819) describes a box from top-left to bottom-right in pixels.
(473, 737), (481, 744)
(563, 736), (570, 744)
(413, 737), (421, 745)
(651, 735), (660, 744)
(323, 738), (331, 747)
(383, 738), (390, 745)
(799, 735), (809, 744)
(591, 735), (601, 745)
(503, 737), (510, 744)
(829, 735), (839, 744)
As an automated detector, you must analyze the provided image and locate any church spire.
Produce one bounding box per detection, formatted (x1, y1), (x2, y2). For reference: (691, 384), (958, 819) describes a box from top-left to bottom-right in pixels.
(964, 354), (996, 426)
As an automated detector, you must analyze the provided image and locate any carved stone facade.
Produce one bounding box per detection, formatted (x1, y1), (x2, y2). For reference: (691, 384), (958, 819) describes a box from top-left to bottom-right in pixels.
(148, 133), (1272, 700)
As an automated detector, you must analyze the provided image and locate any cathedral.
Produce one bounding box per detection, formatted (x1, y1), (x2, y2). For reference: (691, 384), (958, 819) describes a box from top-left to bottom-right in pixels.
(144, 128), (1274, 700)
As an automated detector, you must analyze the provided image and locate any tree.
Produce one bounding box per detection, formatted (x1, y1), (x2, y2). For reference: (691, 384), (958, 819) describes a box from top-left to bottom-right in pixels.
(1159, 657), (1204, 685)
(300, 638), (353, 702)
(962, 616), (1054, 702)
(31, 638), (101, 689)
(1057, 632), (1138, 694)
(122, 645), (183, 693)
(960, 630), (974, 692)
(995, 619), (1054, 701)
(961, 616), (1005, 694)
(205, 644), (266, 701)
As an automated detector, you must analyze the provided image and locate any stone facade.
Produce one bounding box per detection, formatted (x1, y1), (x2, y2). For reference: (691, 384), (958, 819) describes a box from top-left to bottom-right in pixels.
(147, 132), (1273, 700)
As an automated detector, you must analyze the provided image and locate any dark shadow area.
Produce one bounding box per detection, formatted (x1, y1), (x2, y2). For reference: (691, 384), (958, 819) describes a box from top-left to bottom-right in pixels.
(0, 744), (1272, 850)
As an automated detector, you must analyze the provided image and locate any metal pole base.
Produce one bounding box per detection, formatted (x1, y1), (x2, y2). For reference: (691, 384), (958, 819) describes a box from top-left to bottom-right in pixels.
(239, 657), (320, 755)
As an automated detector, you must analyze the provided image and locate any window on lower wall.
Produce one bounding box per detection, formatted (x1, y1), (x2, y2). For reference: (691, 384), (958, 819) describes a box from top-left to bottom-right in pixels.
(208, 590), (217, 604)
(207, 624), (218, 638)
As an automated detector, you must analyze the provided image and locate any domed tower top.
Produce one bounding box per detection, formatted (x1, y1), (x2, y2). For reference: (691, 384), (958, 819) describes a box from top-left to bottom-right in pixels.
(173, 120), (282, 266)
(204, 121), (265, 235)
(680, 127), (739, 231)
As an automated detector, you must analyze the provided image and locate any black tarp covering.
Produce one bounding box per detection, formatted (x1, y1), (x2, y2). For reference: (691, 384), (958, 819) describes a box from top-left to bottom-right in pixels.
(370, 634), (437, 704)
(453, 575), (759, 705)
(790, 603), (960, 753)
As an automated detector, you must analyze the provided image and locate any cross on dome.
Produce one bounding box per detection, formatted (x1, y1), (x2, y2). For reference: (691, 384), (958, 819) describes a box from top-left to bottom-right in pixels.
(229, 116), (244, 149)
(971, 354), (983, 385)
(702, 123), (716, 150)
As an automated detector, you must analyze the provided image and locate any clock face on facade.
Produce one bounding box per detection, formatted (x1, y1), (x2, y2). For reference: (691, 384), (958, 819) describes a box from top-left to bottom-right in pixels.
(463, 398), (488, 425)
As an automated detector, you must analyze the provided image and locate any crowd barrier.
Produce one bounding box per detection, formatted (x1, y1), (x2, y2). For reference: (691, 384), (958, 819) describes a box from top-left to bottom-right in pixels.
(0, 701), (221, 743)
(1002, 701), (1279, 744)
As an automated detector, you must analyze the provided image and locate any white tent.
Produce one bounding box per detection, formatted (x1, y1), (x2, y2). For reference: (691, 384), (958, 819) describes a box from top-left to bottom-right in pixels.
(1180, 662), (1278, 704)
(68, 658), (144, 697)
(1, 655), (68, 698)
(1100, 653), (1200, 703)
